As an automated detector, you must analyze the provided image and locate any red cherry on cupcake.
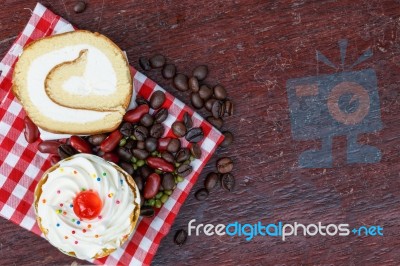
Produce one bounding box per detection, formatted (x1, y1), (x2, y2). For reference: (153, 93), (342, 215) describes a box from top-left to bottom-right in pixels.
(73, 191), (102, 220)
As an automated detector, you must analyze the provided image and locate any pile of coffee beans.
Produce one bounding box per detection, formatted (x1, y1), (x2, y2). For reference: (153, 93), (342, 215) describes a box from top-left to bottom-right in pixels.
(139, 55), (237, 247)
(138, 55), (236, 195)
(139, 55), (234, 134)
(36, 91), (204, 217)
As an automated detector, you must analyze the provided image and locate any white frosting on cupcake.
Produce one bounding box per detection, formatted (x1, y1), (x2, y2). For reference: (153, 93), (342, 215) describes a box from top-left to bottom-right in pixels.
(36, 154), (140, 259)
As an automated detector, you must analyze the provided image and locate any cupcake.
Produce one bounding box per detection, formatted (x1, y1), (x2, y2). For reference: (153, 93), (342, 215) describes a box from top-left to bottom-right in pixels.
(34, 153), (141, 260)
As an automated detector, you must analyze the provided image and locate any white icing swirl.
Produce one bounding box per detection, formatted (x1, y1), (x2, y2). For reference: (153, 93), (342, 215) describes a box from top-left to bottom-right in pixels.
(36, 154), (140, 260)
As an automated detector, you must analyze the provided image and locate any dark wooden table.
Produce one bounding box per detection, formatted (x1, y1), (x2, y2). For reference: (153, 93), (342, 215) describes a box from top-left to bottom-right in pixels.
(1, 0), (400, 265)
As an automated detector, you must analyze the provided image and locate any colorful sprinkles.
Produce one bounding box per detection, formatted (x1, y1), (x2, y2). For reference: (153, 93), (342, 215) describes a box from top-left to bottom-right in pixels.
(97, 177), (101, 181)
(116, 200), (120, 204)
(108, 193), (113, 198)
(102, 172), (106, 176)
(56, 223), (60, 227)
(42, 199), (46, 204)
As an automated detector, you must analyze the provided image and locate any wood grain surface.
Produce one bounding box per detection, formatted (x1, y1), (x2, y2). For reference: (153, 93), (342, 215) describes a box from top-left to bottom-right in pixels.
(1, 0), (400, 265)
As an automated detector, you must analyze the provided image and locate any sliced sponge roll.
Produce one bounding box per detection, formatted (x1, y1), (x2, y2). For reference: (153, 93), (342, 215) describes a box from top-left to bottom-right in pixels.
(44, 31), (132, 111)
(12, 30), (134, 134)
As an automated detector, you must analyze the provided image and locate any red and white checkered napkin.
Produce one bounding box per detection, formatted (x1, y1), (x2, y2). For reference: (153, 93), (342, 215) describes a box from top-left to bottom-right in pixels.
(0, 3), (223, 265)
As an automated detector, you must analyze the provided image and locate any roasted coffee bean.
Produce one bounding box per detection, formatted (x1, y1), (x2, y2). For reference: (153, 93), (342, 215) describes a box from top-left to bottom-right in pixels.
(188, 77), (199, 92)
(124, 104), (150, 123)
(145, 137), (158, 152)
(103, 152), (119, 164)
(224, 99), (234, 116)
(140, 206), (155, 218)
(190, 92), (204, 109)
(195, 188), (209, 201)
(158, 137), (171, 151)
(87, 133), (108, 146)
(206, 116), (223, 129)
(143, 173), (161, 199)
(154, 108), (168, 123)
(140, 165), (153, 179)
(73, 1), (86, 13)
(92, 145), (100, 154)
(192, 65), (208, 80)
(133, 126), (148, 141)
(174, 229), (188, 246)
(161, 151), (175, 164)
(38, 140), (61, 154)
(199, 85), (213, 100)
(216, 157), (233, 174)
(132, 149), (149, 160)
(167, 138), (181, 153)
(119, 162), (134, 175)
(150, 123), (165, 138)
(134, 175), (144, 191)
(136, 96), (149, 106)
(185, 127), (204, 143)
(136, 141), (146, 150)
(183, 115), (193, 132)
(139, 57), (151, 71)
(162, 173), (175, 190)
(213, 85), (227, 100)
(220, 131), (234, 148)
(24, 116), (39, 143)
(50, 155), (61, 166)
(175, 148), (190, 163)
(149, 54), (166, 68)
(211, 100), (225, 118)
(150, 91), (166, 109)
(140, 114), (154, 127)
(120, 122), (134, 137)
(205, 172), (219, 191)
(162, 64), (176, 79)
(177, 164), (193, 177)
(205, 98), (216, 111)
(117, 147), (132, 162)
(171, 121), (187, 137)
(190, 143), (202, 159)
(221, 173), (235, 191)
(58, 144), (77, 159)
(70, 136), (92, 153)
(147, 157), (175, 172)
(97, 149), (105, 157)
(173, 73), (189, 91)
(124, 139), (136, 149)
